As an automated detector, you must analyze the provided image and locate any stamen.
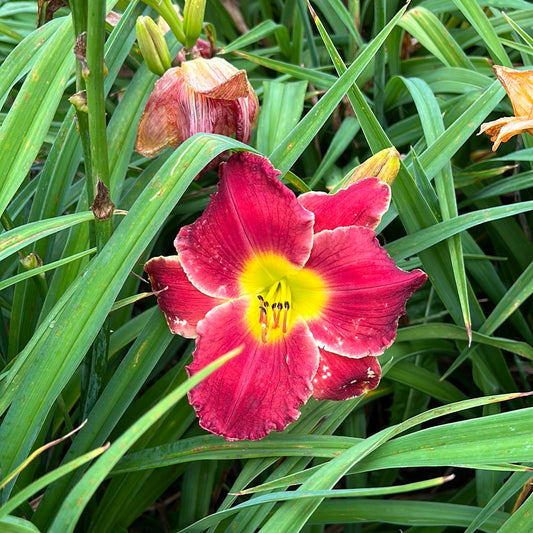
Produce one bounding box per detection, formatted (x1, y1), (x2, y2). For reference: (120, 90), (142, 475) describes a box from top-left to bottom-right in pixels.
(256, 279), (293, 341)
(282, 301), (290, 333)
(272, 302), (281, 328)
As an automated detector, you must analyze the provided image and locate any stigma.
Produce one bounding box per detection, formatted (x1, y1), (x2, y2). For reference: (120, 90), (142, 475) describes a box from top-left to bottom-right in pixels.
(257, 281), (292, 343)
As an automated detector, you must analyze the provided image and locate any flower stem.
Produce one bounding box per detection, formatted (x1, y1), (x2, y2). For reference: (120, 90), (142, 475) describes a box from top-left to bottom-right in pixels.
(74, 0), (112, 418)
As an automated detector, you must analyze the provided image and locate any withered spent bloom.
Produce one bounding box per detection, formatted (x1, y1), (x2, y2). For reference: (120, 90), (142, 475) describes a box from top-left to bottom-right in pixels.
(479, 65), (533, 151)
(135, 57), (258, 158)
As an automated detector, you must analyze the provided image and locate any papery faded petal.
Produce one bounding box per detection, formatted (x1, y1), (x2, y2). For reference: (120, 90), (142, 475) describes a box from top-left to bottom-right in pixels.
(144, 255), (223, 337)
(493, 65), (533, 118)
(305, 226), (426, 357)
(298, 178), (390, 233)
(479, 116), (533, 151)
(136, 68), (187, 157)
(312, 349), (381, 401)
(135, 58), (259, 158)
(187, 298), (320, 441)
(181, 57), (250, 98)
(176, 152), (315, 299)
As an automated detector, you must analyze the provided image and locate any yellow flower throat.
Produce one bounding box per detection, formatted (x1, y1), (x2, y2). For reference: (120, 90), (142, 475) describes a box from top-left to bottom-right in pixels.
(240, 254), (326, 343)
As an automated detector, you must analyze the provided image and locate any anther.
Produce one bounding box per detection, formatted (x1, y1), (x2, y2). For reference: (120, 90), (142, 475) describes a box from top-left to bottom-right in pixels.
(282, 301), (290, 333)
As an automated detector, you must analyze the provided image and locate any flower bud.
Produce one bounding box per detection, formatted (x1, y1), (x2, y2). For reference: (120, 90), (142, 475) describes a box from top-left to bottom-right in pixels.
(20, 252), (43, 271)
(142, 0), (186, 45)
(136, 57), (259, 159)
(183, 0), (206, 49)
(345, 147), (400, 187)
(136, 16), (171, 76)
(69, 90), (88, 113)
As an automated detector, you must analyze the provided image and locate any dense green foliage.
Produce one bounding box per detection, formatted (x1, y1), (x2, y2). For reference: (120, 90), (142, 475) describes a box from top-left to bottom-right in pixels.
(0, 0), (532, 531)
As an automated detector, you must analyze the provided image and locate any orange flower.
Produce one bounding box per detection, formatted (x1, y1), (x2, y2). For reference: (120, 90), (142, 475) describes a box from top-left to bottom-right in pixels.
(479, 65), (533, 151)
(136, 57), (258, 158)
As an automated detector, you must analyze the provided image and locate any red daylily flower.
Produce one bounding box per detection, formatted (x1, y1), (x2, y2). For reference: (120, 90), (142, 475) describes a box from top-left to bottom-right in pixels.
(479, 65), (533, 150)
(145, 152), (426, 441)
(136, 57), (258, 158)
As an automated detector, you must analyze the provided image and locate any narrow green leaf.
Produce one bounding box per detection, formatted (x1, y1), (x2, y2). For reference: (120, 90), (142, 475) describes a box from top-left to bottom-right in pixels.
(0, 213), (94, 263)
(0, 446), (108, 520)
(451, 0), (511, 66)
(219, 20), (281, 53)
(48, 349), (240, 532)
(0, 249), (96, 292)
(269, 2), (409, 174)
(386, 201), (533, 260)
(256, 80), (308, 155)
(178, 476), (453, 533)
(0, 19), (74, 218)
(399, 7), (473, 68)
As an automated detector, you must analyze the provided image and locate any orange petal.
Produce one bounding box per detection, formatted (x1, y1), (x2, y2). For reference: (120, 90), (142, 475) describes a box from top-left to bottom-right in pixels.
(479, 116), (533, 151)
(493, 65), (533, 118)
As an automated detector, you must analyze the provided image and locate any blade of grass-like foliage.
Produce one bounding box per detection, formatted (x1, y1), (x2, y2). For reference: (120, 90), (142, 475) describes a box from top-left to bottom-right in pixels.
(0, 445), (108, 520)
(269, 2), (409, 174)
(31, 310), (177, 528)
(233, 50), (336, 89)
(48, 349), (240, 532)
(0, 212), (94, 262)
(177, 476), (453, 533)
(257, 393), (532, 532)
(399, 7), (473, 68)
(309, 116), (360, 188)
(443, 260), (533, 379)
(502, 11), (533, 50)
(451, 0), (511, 66)
(312, 0), (363, 48)
(0, 248), (96, 291)
(0, 515), (41, 533)
(0, 17), (74, 219)
(256, 80), (308, 155)
(0, 17), (62, 110)
(413, 81), (503, 180)
(465, 471), (533, 533)
(308, 499), (507, 531)
(482, 260), (533, 336)
(396, 324), (533, 360)
(387, 361), (466, 403)
(219, 20), (281, 53)
(385, 201), (533, 260)
(113, 436), (359, 474)
(221, 393), (532, 500)
(399, 75), (472, 340)
(484, 487), (533, 531)
(0, 135), (248, 498)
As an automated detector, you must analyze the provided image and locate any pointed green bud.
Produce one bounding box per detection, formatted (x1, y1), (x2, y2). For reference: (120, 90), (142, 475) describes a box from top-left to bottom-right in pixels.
(183, 0), (206, 48)
(142, 0), (186, 45)
(345, 147), (400, 187)
(136, 16), (172, 76)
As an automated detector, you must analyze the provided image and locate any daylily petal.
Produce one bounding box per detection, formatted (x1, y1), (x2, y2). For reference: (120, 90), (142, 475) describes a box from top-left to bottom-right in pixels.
(144, 255), (223, 337)
(181, 57), (250, 98)
(479, 116), (533, 151)
(176, 152), (315, 299)
(135, 58), (258, 158)
(312, 349), (381, 401)
(493, 65), (533, 118)
(187, 298), (320, 441)
(298, 178), (390, 232)
(305, 226), (427, 357)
